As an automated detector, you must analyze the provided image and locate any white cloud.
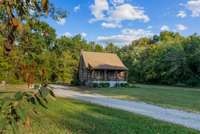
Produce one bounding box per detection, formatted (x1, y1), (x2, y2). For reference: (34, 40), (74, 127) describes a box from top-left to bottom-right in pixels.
(90, 0), (109, 21)
(177, 11), (187, 18)
(97, 28), (153, 45)
(110, 4), (149, 22)
(62, 32), (87, 38)
(74, 5), (80, 12)
(81, 32), (87, 37)
(111, 0), (125, 6)
(187, 0), (200, 17)
(56, 18), (66, 25)
(101, 22), (122, 28)
(63, 32), (72, 37)
(176, 24), (188, 31)
(179, 3), (185, 7)
(160, 25), (170, 31)
(89, 0), (149, 28)
(147, 26), (152, 29)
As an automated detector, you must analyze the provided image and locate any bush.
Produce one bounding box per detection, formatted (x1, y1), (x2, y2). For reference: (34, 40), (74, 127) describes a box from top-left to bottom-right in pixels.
(186, 78), (200, 87)
(92, 83), (99, 88)
(101, 83), (110, 88)
(91, 82), (110, 88)
(71, 79), (80, 86)
(114, 83), (136, 88)
(120, 83), (129, 88)
(174, 82), (186, 87)
(54, 81), (64, 85)
(91, 82), (136, 88)
(114, 83), (120, 88)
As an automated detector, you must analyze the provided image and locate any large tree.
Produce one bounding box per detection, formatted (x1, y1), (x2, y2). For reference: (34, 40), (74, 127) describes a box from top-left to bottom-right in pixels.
(0, 1), (66, 132)
(0, 0), (66, 55)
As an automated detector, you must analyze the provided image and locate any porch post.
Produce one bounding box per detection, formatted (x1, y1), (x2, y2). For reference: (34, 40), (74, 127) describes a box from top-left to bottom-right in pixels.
(104, 70), (107, 81)
(115, 71), (117, 81)
(92, 70), (94, 80)
(125, 71), (128, 81)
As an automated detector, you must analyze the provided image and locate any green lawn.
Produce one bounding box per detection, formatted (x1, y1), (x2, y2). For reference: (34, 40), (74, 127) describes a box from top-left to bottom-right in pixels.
(0, 85), (199, 133)
(72, 84), (200, 112)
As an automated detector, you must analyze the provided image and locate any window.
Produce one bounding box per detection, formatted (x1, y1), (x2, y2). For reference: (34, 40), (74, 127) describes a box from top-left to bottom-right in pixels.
(94, 71), (104, 80)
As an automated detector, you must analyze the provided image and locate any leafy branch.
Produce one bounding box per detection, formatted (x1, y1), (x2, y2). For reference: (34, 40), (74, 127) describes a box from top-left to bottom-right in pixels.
(0, 84), (55, 133)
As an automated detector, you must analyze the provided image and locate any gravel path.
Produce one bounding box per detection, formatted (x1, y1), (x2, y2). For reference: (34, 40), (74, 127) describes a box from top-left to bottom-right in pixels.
(52, 85), (200, 131)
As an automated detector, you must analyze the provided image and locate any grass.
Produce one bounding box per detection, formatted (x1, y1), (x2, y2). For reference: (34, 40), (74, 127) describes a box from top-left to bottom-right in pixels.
(0, 84), (199, 134)
(72, 84), (200, 112)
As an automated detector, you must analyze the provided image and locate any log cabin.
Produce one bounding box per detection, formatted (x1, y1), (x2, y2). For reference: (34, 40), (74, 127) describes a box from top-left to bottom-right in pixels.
(79, 51), (128, 87)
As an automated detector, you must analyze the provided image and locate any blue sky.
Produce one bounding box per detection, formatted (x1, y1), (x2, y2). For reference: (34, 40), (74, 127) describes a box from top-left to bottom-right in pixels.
(47, 0), (200, 46)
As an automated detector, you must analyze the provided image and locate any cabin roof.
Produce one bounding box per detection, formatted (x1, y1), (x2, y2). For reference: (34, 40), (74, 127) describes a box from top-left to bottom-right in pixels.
(81, 51), (128, 70)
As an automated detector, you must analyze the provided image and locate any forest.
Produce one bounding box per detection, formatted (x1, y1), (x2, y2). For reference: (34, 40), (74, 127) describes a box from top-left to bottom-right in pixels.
(1, 23), (200, 86)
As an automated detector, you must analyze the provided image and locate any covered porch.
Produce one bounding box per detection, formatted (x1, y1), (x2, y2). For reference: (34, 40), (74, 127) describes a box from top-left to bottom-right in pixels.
(86, 69), (128, 81)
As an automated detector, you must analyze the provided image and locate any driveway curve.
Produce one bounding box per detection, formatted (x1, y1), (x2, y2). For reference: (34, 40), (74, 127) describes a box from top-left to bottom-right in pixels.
(52, 85), (200, 131)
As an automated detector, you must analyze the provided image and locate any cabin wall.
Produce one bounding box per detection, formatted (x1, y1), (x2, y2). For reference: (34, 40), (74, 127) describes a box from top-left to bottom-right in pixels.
(79, 56), (89, 83)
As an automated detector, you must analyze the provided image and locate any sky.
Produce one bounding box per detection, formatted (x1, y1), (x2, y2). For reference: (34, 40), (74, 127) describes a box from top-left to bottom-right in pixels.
(46, 0), (200, 46)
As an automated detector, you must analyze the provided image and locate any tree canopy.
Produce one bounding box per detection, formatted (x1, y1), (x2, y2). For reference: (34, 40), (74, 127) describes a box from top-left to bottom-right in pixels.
(120, 31), (200, 86)
(0, 30), (200, 86)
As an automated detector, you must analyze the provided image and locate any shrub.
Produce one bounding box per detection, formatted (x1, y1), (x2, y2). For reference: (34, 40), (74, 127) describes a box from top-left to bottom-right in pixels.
(120, 83), (129, 88)
(91, 82), (110, 88)
(71, 79), (80, 86)
(101, 83), (110, 88)
(186, 78), (200, 87)
(54, 81), (63, 85)
(114, 83), (121, 88)
(114, 83), (136, 88)
(92, 83), (99, 88)
(175, 82), (186, 87)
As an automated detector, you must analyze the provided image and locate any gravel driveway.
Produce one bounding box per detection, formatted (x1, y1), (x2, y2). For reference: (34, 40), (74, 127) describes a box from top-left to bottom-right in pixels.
(52, 85), (200, 131)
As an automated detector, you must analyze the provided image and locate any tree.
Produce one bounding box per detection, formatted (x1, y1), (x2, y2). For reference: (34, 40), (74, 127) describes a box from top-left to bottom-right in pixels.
(0, 0), (66, 132)
(105, 43), (119, 53)
(120, 32), (200, 86)
(0, 0), (66, 55)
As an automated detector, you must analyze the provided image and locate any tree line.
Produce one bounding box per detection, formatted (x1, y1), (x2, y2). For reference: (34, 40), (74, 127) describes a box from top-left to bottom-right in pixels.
(0, 21), (105, 85)
(0, 23), (200, 86)
(119, 32), (200, 86)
